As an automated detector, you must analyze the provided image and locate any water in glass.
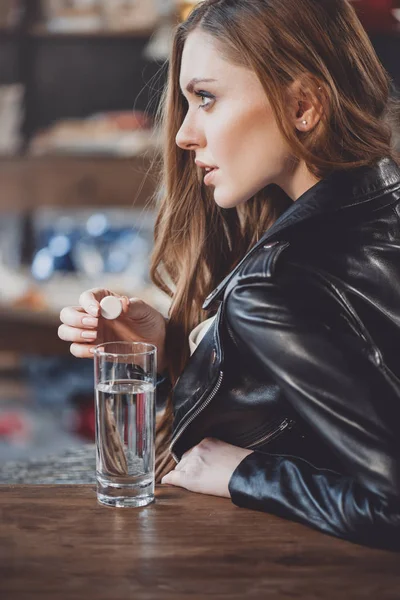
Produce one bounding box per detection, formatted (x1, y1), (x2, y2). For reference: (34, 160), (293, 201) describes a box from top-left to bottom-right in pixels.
(95, 379), (155, 507)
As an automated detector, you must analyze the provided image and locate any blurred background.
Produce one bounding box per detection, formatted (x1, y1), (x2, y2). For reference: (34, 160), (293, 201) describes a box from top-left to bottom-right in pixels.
(0, 0), (399, 466)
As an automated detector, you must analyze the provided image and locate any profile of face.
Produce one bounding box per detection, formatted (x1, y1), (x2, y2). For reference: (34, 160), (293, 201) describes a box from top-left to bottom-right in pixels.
(177, 30), (319, 208)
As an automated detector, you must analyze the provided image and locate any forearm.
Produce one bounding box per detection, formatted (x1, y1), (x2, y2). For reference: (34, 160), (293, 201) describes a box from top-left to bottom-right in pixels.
(229, 452), (400, 551)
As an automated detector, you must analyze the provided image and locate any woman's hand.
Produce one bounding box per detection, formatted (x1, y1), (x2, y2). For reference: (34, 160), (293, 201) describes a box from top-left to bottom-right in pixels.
(161, 438), (253, 498)
(58, 288), (167, 372)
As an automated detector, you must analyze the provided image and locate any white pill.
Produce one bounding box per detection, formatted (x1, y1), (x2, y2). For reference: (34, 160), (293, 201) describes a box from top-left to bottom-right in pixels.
(100, 296), (122, 320)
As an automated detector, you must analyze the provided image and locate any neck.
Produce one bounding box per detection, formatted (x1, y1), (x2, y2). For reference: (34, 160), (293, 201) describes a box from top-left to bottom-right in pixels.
(277, 160), (321, 201)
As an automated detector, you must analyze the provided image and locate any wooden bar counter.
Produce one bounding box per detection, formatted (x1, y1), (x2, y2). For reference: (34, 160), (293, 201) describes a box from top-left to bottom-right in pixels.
(1, 481), (400, 599)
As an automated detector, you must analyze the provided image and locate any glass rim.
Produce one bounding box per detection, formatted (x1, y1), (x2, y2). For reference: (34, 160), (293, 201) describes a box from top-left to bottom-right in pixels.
(93, 341), (157, 357)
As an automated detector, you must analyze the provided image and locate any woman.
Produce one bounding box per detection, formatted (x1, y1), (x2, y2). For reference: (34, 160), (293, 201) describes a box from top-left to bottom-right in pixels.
(58, 0), (400, 549)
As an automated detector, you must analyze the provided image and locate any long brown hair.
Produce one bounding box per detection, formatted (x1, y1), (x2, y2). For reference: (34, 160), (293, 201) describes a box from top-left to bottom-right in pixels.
(151, 0), (400, 481)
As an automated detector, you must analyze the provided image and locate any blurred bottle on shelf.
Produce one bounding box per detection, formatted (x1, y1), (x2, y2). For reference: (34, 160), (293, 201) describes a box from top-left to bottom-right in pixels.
(0, 0), (23, 29)
(391, 0), (400, 26)
(178, 0), (201, 21)
(143, 0), (179, 60)
(0, 213), (31, 308)
(0, 85), (24, 156)
(29, 110), (159, 157)
(101, 0), (158, 32)
(30, 207), (155, 287)
(349, 0), (397, 32)
(40, 0), (160, 33)
(0, 203), (171, 318)
(40, 0), (103, 32)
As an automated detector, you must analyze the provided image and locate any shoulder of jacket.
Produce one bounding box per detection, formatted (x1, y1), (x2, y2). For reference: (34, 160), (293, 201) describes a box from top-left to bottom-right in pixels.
(237, 240), (291, 281)
(203, 239), (292, 309)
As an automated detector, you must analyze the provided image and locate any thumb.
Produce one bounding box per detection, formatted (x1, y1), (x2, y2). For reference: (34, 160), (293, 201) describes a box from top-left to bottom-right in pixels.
(126, 297), (153, 321)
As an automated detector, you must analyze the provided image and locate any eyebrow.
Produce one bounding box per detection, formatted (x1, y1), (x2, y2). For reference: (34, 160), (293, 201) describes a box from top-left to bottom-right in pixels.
(182, 78), (217, 94)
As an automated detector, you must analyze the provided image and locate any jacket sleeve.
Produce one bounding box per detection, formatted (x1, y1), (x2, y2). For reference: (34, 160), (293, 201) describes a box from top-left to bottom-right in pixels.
(225, 264), (400, 550)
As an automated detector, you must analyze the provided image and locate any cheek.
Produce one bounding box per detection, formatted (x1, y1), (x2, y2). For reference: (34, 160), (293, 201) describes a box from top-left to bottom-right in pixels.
(209, 105), (276, 169)
(206, 105), (284, 207)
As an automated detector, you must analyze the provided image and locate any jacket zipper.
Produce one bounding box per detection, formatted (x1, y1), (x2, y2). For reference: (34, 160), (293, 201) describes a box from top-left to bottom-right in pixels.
(246, 418), (295, 449)
(170, 395), (294, 462)
(170, 242), (291, 462)
(170, 370), (224, 463)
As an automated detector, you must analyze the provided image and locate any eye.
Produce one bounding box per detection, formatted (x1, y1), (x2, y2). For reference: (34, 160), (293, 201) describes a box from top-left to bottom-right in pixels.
(194, 90), (215, 110)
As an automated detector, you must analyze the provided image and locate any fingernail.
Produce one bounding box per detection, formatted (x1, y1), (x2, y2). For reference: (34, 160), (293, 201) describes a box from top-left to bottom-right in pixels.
(88, 305), (99, 317)
(82, 331), (97, 339)
(89, 348), (95, 354)
(82, 317), (97, 327)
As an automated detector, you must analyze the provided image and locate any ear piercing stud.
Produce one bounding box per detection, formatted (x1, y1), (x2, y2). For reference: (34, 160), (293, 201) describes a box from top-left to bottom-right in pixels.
(300, 87), (322, 128)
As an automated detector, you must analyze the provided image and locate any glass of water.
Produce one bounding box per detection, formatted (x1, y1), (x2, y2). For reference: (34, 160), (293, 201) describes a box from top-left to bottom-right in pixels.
(93, 341), (156, 508)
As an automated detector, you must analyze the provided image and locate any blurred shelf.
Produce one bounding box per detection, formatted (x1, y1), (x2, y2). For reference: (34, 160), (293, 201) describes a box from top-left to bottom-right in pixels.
(0, 153), (159, 164)
(0, 153), (157, 161)
(29, 25), (155, 40)
(0, 154), (159, 211)
(0, 28), (20, 39)
(0, 304), (69, 356)
(0, 303), (60, 326)
(369, 26), (400, 36)
(0, 154), (21, 160)
(0, 25), (156, 44)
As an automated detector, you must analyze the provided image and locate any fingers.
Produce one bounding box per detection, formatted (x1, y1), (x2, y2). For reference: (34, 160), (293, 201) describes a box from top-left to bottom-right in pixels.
(78, 289), (103, 317)
(120, 296), (130, 315)
(79, 289), (131, 318)
(161, 469), (183, 487)
(59, 304), (99, 359)
(69, 342), (98, 359)
(75, 289), (145, 320)
(60, 306), (98, 329)
(59, 289), (131, 361)
(58, 323), (98, 344)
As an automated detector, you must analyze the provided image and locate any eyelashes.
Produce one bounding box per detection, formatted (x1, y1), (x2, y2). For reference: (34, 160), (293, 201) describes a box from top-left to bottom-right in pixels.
(180, 89), (216, 111)
(194, 90), (215, 110)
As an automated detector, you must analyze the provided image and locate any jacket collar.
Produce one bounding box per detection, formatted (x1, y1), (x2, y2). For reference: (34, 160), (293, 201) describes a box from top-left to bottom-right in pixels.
(203, 157), (400, 310)
(262, 156), (400, 243)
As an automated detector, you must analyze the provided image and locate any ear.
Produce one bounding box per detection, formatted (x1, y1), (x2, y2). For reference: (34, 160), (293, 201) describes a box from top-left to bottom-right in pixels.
(287, 78), (324, 133)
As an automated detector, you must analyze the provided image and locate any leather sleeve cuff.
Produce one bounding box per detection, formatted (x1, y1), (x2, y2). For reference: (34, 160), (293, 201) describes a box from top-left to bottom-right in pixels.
(228, 451), (275, 509)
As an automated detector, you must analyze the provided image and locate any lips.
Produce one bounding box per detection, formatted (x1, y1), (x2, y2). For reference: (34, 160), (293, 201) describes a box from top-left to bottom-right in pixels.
(204, 168), (218, 185)
(195, 160), (217, 169)
(195, 160), (219, 185)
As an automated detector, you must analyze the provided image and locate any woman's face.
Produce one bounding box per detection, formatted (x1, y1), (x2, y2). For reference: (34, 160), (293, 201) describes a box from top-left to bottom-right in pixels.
(177, 30), (305, 208)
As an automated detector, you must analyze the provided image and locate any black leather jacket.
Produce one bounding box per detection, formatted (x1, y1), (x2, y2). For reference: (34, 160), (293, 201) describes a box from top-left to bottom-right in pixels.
(169, 157), (400, 550)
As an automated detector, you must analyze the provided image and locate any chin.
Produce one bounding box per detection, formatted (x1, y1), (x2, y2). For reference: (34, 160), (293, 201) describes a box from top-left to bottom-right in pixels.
(213, 188), (249, 209)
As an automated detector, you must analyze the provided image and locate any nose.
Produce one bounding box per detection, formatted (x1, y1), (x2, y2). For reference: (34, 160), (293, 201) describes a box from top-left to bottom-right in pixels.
(175, 112), (205, 151)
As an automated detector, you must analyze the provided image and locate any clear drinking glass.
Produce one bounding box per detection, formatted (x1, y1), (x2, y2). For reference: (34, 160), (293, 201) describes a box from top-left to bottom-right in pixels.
(93, 341), (157, 508)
